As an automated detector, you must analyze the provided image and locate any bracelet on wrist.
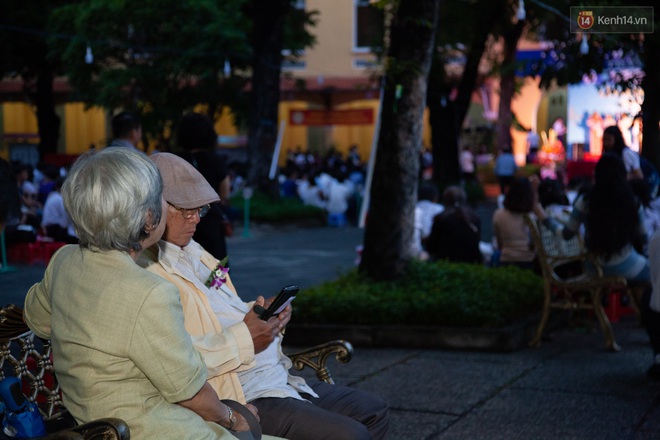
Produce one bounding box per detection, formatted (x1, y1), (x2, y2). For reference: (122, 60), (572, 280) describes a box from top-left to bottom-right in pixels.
(226, 405), (236, 430)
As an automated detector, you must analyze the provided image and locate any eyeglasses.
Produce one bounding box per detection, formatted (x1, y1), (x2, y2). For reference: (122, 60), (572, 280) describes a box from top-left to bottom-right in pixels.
(167, 202), (211, 219)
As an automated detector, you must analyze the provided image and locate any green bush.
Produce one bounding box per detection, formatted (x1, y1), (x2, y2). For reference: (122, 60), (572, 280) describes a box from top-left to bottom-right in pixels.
(295, 260), (543, 328)
(230, 191), (325, 222)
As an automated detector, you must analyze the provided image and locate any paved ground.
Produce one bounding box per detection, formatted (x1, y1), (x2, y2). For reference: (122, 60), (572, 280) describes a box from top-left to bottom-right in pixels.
(3, 221), (660, 439)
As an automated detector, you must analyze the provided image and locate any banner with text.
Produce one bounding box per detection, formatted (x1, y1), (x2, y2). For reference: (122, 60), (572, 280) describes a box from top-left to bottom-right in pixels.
(289, 109), (374, 126)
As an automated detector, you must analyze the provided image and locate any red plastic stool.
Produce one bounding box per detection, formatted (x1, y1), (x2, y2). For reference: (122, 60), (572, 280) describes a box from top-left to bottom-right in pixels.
(604, 289), (637, 323)
(6, 242), (46, 265)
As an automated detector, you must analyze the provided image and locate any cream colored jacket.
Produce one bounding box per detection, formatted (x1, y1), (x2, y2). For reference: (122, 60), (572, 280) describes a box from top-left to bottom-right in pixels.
(139, 244), (255, 404)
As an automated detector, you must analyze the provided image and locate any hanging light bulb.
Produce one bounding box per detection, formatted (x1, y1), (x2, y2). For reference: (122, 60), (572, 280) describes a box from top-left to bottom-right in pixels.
(517, 0), (526, 21)
(85, 45), (94, 64)
(223, 60), (231, 77)
(580, 35), (589, 55)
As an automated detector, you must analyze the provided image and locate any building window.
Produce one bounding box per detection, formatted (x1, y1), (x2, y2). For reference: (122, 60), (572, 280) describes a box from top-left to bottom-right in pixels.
(354, 0), (384, 53)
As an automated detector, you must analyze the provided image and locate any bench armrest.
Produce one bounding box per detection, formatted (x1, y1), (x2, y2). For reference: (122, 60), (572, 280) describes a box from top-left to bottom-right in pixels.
(286, 340), (353, 384)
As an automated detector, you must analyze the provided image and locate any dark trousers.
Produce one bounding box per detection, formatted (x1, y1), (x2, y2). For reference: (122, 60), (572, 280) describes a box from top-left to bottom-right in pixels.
(252, 380), (389, 440)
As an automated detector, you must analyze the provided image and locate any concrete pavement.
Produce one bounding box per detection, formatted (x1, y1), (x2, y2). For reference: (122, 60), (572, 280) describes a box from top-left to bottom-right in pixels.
(3, 223), (660, 439)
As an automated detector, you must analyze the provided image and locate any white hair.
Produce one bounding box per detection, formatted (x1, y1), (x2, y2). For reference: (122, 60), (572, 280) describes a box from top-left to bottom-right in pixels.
(62, 148), (163, 252)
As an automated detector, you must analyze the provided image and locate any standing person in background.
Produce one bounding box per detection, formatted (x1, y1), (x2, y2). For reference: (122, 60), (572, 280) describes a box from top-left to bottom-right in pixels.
(107, 110), (143, 151)
(176, 112), (231, 261)
(494, 146), (517, 195)
(602, 125), (644, 181)
(526, 130), (540, 163)
(459, 146), (476, 182)
(325, 173), (354, 227)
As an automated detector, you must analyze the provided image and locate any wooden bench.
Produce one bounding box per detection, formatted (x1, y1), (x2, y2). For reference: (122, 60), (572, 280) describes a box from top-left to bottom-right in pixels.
(0, 304), (352, 439)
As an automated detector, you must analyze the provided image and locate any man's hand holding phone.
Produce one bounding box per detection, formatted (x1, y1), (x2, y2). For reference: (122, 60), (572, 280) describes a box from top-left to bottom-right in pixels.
(254, 285), (299, 320)
(243, 286), (297, 354)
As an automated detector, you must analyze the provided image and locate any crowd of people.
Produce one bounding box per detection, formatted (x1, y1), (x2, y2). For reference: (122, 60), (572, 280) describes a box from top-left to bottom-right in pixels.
(4, 160), (77, 247)
(414, 126), (660, 379)
(277, 145), (367, 227)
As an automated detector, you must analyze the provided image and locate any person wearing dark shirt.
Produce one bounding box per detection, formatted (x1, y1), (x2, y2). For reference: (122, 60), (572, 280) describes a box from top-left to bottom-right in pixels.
(176, 112), (231, 261)
(425, 186), (482, 264)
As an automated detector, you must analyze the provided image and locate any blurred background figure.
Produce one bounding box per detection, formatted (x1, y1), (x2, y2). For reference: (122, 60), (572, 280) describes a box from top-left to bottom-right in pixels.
(107, 110), (143, 151)
(459, 146), (475, 182)
(492, 177), (538, 271)
(41, 177), (78, 244)
(176, 112), (231, 261)
(425, 186), (482, 264)
(494, 146), (517, 195)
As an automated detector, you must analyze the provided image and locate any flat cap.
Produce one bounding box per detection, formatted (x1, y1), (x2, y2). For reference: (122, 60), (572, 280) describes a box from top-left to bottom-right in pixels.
(149, 153), (220, 209)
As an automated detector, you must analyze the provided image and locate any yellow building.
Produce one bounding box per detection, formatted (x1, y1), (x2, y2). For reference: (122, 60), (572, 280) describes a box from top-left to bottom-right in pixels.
(0, 0), (563, 168)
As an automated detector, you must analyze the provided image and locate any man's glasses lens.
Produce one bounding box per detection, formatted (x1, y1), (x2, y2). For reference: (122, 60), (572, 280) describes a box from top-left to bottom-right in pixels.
(170, 203), (211, 219)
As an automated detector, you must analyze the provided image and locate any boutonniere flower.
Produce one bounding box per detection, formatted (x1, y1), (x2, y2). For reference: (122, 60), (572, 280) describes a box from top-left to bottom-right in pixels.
(205, 256), (229, 289)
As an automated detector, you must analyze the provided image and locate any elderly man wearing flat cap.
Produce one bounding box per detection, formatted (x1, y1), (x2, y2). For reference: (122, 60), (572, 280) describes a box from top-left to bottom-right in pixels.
(139, 153), (388, 440)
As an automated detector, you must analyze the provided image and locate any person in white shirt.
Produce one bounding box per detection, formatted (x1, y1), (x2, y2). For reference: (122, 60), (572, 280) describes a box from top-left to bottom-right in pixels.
(139, 153), (389, 440)
(41, 178), (77, 243)
(324, 174), (354, 227)
(459, 146), (475, 181)
(414, 183), (444, 253)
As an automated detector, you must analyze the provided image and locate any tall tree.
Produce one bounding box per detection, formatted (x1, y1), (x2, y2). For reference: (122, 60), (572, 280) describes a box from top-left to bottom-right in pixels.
(48, 0), (251, 146)
(0, 0), (71, 158)
(427, 0), (507, 184)
(245, 0), (291, 189)
(244, 0), (316, 189)
(360, 0), (440, 281)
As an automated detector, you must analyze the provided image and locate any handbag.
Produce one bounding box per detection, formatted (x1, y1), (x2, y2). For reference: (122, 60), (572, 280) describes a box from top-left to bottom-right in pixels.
(221, 399), (262, 440)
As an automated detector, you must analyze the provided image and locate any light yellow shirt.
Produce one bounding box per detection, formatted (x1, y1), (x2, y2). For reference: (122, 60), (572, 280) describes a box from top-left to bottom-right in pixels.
(24, 245), (234, 439)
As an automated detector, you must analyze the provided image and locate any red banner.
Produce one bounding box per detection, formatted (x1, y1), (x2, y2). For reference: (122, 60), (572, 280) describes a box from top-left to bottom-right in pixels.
(289, 109), (374, 126)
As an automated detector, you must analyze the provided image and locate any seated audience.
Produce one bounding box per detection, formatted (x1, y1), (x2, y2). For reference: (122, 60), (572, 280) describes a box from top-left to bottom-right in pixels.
(139, 153), (389, 440)
(630, 178), (660, 254)
(24, 148), (250, 439)
(0, 158), (20, 233)
(492, 176), (538, 271)
(41, 177), (77, 243)
(537, 153), (649, 284)
(416, 183), (444, 244)
(425, 186), (482, 264)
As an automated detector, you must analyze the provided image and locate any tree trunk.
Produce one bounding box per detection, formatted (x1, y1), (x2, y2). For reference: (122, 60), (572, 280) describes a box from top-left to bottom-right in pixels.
(35, 61), (60, 158)
(246, 0), (290, 190)
(495, 21), (525, 152)
(359, 0), (440, 281)
(641, 36), (660, 170)
(427, 0), (503, 185)
(428, 92), (460, 183)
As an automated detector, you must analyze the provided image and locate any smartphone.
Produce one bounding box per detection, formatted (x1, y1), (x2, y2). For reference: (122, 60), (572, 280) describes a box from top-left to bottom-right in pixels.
(256, 285), (299, 321)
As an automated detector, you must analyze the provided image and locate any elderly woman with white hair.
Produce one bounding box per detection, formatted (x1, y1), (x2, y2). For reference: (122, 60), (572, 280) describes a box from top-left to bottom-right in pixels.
(23, 148), (247, 439)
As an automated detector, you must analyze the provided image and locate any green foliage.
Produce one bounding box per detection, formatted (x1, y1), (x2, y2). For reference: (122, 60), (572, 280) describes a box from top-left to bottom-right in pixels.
(230, 191), (325, 223)
(48, 0), (252, 142)
(294, 260), (543, 328)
